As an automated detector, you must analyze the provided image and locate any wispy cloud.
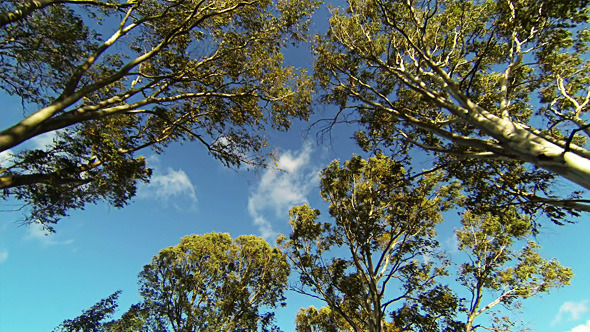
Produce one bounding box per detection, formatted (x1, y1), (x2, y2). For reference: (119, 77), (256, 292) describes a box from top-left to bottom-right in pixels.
(445, 232), (460, 254)
(0, 250), (7, 264)
(247, 142), (320, 241)
(31, 131), (58, 149)
(138, 160), (198, 210)
(553, 300), (589, 325)
(0, 149), (13, 167)
(566, 320), (590, 332)
(25, 223), (74, 246)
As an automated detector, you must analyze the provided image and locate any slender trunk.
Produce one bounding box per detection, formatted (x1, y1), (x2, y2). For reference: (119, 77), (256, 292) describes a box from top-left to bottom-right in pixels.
(465, 281), (483, 332)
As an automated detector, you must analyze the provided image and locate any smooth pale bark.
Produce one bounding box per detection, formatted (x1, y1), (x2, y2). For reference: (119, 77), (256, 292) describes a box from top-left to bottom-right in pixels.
(441, 79), (590, 191)
(378, 55), (590, 191)
(0, 0), (133, 27)
(323, 0), (590, 195)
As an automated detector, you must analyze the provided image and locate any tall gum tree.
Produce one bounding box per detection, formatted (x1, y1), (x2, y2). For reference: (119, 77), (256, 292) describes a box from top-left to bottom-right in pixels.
(139, 232), (290, 331)
(54, 232), (289, 331)
(314, 0), (590, 218)
(280, 154), (462, 332)
(282, 155), (572, 331)
(0, 0), (317, 228)
(456, 211), (572, 331)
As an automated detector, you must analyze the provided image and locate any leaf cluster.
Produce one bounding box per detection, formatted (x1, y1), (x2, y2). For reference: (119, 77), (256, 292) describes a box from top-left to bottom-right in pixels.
(314, 0), (590, 219)
(0, 0), (318, 226)
(282, 154), (572, 332)
(139, 232), (289, 331)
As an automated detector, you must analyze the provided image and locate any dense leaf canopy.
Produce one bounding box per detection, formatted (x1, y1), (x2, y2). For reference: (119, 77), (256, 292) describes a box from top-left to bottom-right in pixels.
(139, 232), (290, 331)
(282, 154), (571, 331)
(281, 154), (461, 332)
(55, 232), (290, 332)
(0, 0), (316, 228)
(315, 0), (590, 222)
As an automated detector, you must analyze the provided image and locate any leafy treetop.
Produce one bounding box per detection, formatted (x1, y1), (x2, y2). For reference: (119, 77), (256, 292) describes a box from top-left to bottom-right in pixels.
(314, 0), (590, 220)
(0, 0), (317, 229)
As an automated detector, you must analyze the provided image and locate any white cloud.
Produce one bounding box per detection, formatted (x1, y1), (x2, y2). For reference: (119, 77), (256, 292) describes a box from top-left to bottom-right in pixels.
(566, 320), (590, 332)
(553, 301), (589, 325)
(25, 223), (74, 246)
(247, 142), (320, 241)
(27, 222), (51, 239)
(0, 149), (13, 168)
(139, 167), (197, 209)
(0, 250), (7, 264)
(31, 131), (58, 149)
(445, 232), (460, 253)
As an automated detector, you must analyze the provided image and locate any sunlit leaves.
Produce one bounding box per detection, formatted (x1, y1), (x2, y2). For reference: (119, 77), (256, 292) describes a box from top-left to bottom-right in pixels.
(139, 232), (289, 331)
(456, 211), (572, 331)
(282, 154), (460, 331)
(315, 0), (590, 216)
(284, 154), (572, 331)
(0, 0), (318, 227)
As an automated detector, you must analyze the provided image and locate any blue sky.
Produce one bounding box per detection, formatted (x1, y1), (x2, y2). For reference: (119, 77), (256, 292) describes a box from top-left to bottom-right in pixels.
(2, 114), (590, 332)
(2, 2), (590, 332)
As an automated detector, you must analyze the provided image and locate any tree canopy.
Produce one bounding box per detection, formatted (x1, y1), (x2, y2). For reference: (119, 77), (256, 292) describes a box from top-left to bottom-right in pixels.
(55, 232), (290, 332)
(281, 154), (572, 331)
(52, 156), (573, 331)
(4, 0), (590, 228)
(0, 0), (316, 228)
(54, 291), (123, 332)
(280, 154), (461, 331)
(457, 210), (573, 331)
(138, 232), (290, 331)
(315, 0), (590, 217)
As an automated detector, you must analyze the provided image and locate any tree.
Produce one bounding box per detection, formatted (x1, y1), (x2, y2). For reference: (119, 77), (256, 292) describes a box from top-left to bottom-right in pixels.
(280, 154), (461, 332)
(281, 155), (572, 331)
(314, 0), (590, 215)
(0, 0), (316, 228)
(295, 305), (399, 332)
(295, 305), (348, 332)
(101, 303), (167, 332)
(456, 210), (572, 331)
(139, 232), (290, 331)
(56, 298), (166, 332)
(54, 290), (127, 332)
(55, 232), (289, 332)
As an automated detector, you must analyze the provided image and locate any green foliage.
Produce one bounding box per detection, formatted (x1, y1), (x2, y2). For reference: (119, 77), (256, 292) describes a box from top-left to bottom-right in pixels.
(0, 0), (317, 228)
(456, 211), (573, 331)
(282, 154), (572, 331)
(54, 291), (122, 332)
(139, 232), (290, 331)
(102, 303), (167, 332)
(280, 154), (461, 332)
(314, 0), (590, 217)
(55, 232), (289, 332)
(295, 305), (400, 332)
(295, 306), (343, 332)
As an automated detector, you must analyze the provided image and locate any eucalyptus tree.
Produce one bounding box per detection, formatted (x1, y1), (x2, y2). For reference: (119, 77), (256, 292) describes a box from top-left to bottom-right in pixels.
(282, 154), (572, 331)
(314, 0), (590, 217)
(55, 291), (166, 332)
(0, 0), (316, 228)
(456, 211), (572, 331)
(55, 232), (288, 331)
(139, 232), (290, 332)
(280, 154), (462, 332)
(54, 291), (123, 332)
